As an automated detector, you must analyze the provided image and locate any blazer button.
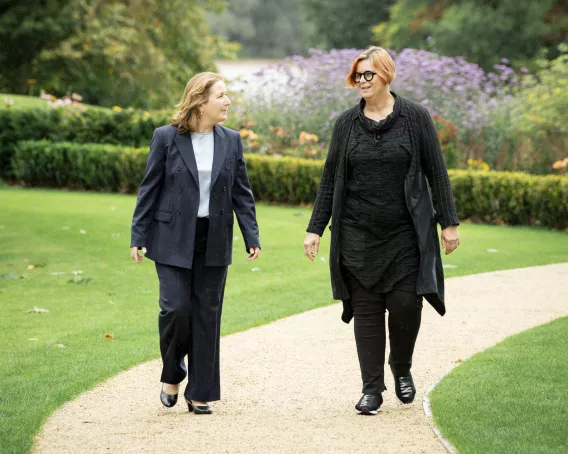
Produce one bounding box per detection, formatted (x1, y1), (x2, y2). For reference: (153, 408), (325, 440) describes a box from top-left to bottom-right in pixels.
(214, 195), (218, 200)
(223, 186), (227, 192)
(177, 166), (181, 171)
(176, 210), (181, 215)
(178, 187), (183, 193)
(221, 209), (225, 214)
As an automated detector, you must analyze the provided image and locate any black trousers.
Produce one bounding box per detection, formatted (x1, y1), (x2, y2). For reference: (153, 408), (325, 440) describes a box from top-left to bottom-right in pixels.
(155, 218), (228, 402)
(346, 274), (423, 395)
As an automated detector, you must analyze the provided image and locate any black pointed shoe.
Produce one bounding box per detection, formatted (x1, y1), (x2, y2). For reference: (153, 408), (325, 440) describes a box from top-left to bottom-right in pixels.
(185, 397), (213, 415)
(393, 373), (416, 404)
(355, 393), (383, 415)
(160, 385), (178, 408)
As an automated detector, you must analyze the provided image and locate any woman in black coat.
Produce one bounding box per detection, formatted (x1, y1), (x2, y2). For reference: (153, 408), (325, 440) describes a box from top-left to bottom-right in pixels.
(303, 47), (460, 415)
(131, 72), (261, 414)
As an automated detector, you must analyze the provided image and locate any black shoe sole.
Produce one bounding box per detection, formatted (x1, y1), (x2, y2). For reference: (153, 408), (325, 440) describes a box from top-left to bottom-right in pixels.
(357, 408), (380, 415)
(395, 396), (415, 405)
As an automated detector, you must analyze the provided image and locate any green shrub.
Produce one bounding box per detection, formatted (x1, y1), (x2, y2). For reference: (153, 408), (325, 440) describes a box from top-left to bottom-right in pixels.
(11, 140), (568, 229)
(11, 140), (149, 193)
(450, 170), (567, 228)
(0, 107), (169, 178)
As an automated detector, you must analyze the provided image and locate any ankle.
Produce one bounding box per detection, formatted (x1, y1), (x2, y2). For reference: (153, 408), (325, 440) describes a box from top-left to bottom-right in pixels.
(162, 383), (179, 394)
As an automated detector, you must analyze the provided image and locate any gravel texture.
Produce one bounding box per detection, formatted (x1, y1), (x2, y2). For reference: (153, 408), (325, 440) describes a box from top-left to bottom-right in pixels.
(34, 263), (568, 453)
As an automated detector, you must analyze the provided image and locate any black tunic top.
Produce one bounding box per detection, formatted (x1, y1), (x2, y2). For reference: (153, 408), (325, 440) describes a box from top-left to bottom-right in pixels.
(339, 94), (420, 293)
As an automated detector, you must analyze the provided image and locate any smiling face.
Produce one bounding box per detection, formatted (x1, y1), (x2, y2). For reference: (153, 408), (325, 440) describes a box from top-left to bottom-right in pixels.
(355, 59), (387, 100)
(200, 80), (231, 125)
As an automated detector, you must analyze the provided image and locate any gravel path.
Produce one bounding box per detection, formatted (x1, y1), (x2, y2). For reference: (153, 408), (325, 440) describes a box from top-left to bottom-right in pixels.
(34, 264), (568, 453)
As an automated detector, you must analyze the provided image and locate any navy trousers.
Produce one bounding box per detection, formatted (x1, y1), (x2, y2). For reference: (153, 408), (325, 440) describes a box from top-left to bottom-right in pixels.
(155, 218), (228, 402)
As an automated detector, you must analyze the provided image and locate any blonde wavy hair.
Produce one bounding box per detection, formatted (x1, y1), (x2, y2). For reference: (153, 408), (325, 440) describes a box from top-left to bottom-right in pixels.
(169, 72), (224, 134)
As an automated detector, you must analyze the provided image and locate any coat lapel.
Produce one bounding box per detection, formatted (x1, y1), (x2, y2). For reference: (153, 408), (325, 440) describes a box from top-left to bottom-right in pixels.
(210, 124), (227, 188)
(174, 131), (199, 185)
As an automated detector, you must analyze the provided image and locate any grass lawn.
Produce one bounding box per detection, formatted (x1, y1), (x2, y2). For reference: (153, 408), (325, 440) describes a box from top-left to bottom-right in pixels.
(0, 93), (106, 111)
(430, 316), (568, 453)
(0, 93), (50, 110)
(0, 187), (567, 452)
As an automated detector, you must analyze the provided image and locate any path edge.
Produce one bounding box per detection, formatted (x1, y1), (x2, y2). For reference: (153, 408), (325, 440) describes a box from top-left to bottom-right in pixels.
(423, 373), (458, 454)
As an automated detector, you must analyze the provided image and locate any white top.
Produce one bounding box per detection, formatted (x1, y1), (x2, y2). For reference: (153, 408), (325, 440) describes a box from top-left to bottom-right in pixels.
(190, 132), (214, 218)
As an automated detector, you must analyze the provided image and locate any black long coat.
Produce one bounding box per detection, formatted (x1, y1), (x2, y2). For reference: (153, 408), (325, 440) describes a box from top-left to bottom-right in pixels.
(131, 124), (260, 268)
(307, 96), (459, 323)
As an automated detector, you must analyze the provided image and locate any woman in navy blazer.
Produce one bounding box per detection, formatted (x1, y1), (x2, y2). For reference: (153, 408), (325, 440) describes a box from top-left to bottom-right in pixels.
(130, 72), (261, 414)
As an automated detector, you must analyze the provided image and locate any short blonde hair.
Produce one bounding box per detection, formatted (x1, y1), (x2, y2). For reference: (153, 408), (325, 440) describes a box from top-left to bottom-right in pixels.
(170, 72), (224, 134)
(346, 46), (396, 87)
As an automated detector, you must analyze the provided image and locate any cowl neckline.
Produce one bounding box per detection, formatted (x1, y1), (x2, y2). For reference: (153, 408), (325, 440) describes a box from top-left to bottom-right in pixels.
(357, 92), (401, 134)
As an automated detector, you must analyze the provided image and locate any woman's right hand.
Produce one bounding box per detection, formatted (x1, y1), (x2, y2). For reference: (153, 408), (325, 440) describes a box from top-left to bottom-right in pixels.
(303, 233), (321, 262)
(131, 246), (147, 264)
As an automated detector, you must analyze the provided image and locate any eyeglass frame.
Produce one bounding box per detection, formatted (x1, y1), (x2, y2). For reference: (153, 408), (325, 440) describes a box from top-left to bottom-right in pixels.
(351, 71), (377, 84)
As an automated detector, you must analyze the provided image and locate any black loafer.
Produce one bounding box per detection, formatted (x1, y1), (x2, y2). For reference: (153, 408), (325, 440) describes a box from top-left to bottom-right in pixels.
(185, 397), (213, 415)
(160, 385), (178, 408)
(355, 393), (383, 415)
(393, 373), (416, 404)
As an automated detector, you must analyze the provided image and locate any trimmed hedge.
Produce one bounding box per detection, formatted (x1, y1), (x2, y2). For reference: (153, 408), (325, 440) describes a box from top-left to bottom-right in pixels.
(0, 108), (169, 178)
(11, 140), (568, 229)
(11, 141), (149, 193)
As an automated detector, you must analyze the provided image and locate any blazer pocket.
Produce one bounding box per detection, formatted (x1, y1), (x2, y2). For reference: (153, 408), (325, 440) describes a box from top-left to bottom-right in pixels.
(224, 157), (235, 171)
(154, 210), (172, 223)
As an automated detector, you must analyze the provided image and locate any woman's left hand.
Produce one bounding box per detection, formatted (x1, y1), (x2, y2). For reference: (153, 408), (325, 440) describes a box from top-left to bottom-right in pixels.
(247, 247), (261, 261)
(441, 226), (460, 255)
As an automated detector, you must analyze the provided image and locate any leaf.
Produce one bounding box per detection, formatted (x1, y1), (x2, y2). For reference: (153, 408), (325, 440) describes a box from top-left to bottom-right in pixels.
(52, 344), (65, 348)
(27, 264), (35, 270)
(251, 267), (261, 272)
(455, 359), (463, 364)
(80, 229), (87, 234)
(60, 226), (69, 230)
(68, 277), (92, 284)
(108, 299), (114, 304)
(104, 334), (113, 339)
(26, 306), (49, 314)
(486, 248), (499, 253)
(51, 270), (84, 276)
(28, 338), (38, 341)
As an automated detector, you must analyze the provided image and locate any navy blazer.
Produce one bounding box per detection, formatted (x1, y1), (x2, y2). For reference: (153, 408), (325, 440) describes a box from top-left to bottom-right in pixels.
(130, 124), (260, 268)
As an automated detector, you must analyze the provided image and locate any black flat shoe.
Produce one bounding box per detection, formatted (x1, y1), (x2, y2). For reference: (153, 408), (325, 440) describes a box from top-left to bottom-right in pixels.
(393, 373), (416, 404)
(355, 393), (383, 415)
(185, 397), (213, 415)
(160, 384), (178, 408)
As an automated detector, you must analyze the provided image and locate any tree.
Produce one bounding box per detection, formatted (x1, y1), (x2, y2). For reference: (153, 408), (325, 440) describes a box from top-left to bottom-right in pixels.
(373, 0), (568, 70)
(0, 0), (236, 108)
(0, 0), (84, 94)
(301, 0), (394, 50)
(207, 0), (310, 58)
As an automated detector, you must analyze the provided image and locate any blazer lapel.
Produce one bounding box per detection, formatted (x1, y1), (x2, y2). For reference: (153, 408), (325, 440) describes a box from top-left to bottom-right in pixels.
(210, 124), (227, 188)
(174, 132), (199, 185)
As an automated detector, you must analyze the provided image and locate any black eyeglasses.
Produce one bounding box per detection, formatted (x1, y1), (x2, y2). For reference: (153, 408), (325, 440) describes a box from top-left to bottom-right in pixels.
(352, 71), (377, 83)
